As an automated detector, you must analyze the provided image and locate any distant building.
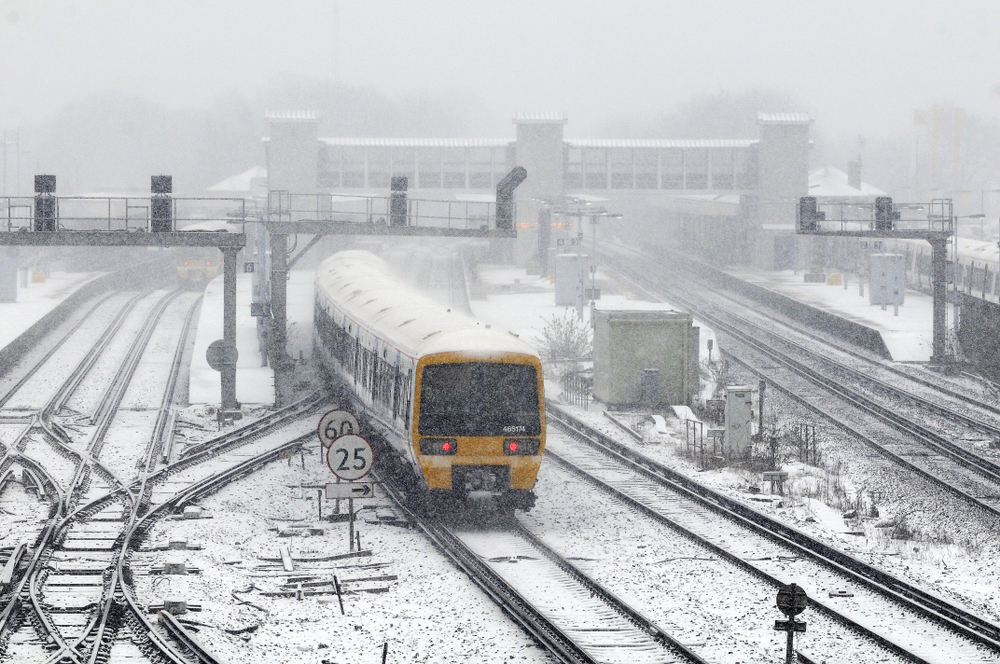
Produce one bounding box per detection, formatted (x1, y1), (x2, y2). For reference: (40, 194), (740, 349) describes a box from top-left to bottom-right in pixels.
(263, 111), (813, 270)
(206, 166), (268, 198)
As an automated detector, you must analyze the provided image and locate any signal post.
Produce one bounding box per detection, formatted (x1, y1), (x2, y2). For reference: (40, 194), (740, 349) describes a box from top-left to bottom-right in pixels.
(0, 175), (247, 415)
(774, 583), (809, 664)
(796, 196), (954, 364)
(259, 167), (526, 406)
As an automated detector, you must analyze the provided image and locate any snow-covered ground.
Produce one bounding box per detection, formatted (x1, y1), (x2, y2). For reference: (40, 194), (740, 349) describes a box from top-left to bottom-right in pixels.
(728, 267), (934, 362)
(0, 271), (103, 349)
(132, 442), (557, 664)
(3, 250), (996, 663)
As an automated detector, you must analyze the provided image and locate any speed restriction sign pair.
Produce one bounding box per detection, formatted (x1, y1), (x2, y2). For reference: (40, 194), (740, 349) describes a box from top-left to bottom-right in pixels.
(317, 409), (373, 482)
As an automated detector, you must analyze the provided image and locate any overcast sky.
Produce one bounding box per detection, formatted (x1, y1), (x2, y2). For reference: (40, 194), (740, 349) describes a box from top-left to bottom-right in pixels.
(2, 0), (998, 141)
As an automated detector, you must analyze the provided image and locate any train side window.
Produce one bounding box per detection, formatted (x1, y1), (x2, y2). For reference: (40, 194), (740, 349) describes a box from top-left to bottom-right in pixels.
(404, 368), (414, 430)
(392, 368), (402, 419)
(348, 335), (358, 377)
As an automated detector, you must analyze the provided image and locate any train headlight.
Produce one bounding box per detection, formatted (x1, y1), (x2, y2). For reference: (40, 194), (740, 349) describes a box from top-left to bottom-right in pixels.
(419, 438), (457, 455)
(503, 438), (540, 455)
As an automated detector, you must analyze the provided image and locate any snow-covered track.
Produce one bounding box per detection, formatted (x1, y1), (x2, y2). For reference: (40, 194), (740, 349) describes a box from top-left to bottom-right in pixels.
(118, 429), (321, 664)
(602, 245), (1000, 518)
(0, 290), (205, 664)
(375, 472), (709, 664)
(547, 403), (1000, 663)
(0, 291), (126, 411)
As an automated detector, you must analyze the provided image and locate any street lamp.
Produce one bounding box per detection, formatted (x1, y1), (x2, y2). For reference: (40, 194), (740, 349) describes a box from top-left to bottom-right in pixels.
(586, 210), (623, 325)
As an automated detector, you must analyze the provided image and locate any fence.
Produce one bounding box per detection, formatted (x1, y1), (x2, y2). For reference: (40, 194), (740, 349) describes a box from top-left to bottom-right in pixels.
(267, 192), (507, 230)
(1, 196), (253, 233)
(686, 419), (725, 469)
(560, 371), (591, 408)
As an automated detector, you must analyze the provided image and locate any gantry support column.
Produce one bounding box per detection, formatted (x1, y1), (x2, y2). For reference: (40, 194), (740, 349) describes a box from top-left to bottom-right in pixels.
(267, 232), (294, 406)
(930, 237), (948, 365)
(221, 246), (240, 413)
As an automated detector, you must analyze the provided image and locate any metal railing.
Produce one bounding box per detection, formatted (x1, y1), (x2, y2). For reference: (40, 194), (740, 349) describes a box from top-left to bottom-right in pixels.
(559, 371), (591, 408)
(0, 196), (255, 233)
(266, 191), (506, 230)
(808, 198), (954, 234)
(0, 192), (510, 234)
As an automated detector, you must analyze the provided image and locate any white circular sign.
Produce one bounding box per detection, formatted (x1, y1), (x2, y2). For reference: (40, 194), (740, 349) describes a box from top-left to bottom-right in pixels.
(325, 434), (374, 481)
(317, 409), (360, 448)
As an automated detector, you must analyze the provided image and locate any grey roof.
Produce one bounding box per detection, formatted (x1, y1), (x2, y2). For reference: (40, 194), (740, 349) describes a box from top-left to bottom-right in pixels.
(319, 137), (512, 148)
(265, 110), (320, 122)
(566, 138), (758, 149)
(757, 112), (812, 124)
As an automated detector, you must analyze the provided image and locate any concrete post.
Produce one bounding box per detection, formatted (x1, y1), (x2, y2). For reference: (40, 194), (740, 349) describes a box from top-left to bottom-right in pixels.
(268, 232), (292, 406)
(931, 237), (948, 364)
(221, 247), (240, 413)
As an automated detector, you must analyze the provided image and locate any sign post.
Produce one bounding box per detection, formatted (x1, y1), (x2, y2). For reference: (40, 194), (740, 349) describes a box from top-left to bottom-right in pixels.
(325, 432), (374, 552)
(205, 339), (239, 424)
(317, 409), (362, 514)
(774, 583), (808, 664)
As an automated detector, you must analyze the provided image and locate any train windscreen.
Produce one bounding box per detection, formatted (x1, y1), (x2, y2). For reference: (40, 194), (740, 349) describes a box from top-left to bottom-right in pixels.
(418, 362), (541, 437)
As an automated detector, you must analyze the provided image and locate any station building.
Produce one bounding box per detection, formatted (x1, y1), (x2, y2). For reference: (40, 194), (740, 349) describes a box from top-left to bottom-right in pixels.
(262, 110), (813, 271)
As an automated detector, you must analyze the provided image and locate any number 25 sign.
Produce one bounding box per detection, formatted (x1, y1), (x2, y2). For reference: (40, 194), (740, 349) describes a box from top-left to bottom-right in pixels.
(325, 434), (374, 481)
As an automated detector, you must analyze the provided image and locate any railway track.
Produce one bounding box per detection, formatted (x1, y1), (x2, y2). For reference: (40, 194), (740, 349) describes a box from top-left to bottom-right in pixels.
(545, 403), (1000, 663)
(376, 469), (709, 664)
(116, 414), (326, 664)
(601, 244), (1000, 519)
(0, 289), (210, 663)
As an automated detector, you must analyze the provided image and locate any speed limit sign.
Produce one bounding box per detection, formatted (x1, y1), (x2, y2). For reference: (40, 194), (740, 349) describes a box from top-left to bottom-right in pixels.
(317, 409), (360, 448)
(326, 434), (374, 481)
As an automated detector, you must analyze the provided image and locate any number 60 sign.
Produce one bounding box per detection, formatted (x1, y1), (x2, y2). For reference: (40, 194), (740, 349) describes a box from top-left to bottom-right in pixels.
(317, 409), (360, 447)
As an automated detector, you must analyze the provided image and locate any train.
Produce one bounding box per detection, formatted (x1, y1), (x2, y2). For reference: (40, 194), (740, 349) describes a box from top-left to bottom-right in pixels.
(889, 235), (1000, 302)
(174, 219), (225, 289)
(313, 250), (545, 511)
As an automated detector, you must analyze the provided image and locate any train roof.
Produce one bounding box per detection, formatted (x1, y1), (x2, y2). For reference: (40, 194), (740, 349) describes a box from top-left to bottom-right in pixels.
(316, 250), (540, 361)
(179, 218), (232, 232)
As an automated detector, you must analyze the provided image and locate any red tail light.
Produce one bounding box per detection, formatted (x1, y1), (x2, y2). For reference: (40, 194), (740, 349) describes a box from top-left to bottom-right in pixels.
(420, 438), (458, 455)
(504, 438), (540, 455)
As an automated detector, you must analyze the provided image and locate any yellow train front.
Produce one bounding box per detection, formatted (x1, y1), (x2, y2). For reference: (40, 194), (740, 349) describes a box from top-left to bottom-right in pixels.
(174, 220), (226, 289)
(314, 250), (545, 511)
(175, 246), (221, 289)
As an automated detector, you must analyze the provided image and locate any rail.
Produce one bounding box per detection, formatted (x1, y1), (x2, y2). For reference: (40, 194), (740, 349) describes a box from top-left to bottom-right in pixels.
(0, 195), (254, 232)
(546, 402), (1000, 652)
(157, 612), (227, 664)
(374, 474), (600, 664)
(265, 191), (511, 231)
(603, 244), (1000, 517)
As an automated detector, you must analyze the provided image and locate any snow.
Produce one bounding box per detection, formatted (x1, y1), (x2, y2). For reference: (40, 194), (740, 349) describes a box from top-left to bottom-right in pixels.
(2, 249), (998, 663)
(0, 271), (103, 349)
(131, 442), (558, 664)
(727, 268), (934, 362)
(187, 272), (314, 405)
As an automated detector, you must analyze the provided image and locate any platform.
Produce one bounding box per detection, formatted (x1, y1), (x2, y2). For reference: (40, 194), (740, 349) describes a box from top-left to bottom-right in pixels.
(188, 271), (315, 405)
(726, 269), (933, 362)
(0, 272), (104, 351)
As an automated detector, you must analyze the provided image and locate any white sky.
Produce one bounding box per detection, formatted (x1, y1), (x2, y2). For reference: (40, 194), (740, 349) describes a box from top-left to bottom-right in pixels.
(1, 0), (998, 140)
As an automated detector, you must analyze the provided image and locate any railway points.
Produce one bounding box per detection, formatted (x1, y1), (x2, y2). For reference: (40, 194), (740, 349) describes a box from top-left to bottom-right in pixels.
(0, 171), (998, 663)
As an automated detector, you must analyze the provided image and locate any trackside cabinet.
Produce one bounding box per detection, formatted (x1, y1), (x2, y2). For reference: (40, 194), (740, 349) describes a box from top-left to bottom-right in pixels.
(725, 385), (754, 457)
